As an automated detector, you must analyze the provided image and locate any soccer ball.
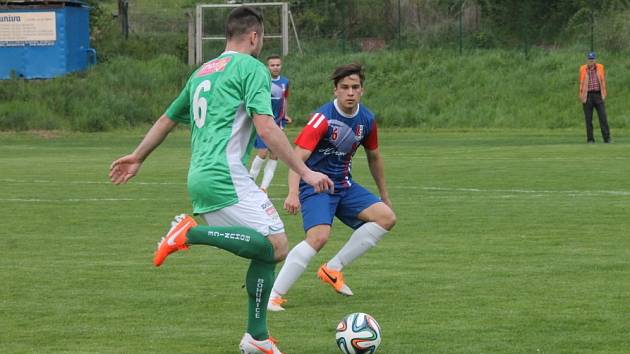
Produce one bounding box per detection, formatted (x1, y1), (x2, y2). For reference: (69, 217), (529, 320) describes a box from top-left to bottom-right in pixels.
(335, 312), (382, 354)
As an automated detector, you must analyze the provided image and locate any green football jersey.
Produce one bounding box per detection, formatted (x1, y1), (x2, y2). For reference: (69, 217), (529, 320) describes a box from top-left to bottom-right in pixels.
(165, 51), (273, 214)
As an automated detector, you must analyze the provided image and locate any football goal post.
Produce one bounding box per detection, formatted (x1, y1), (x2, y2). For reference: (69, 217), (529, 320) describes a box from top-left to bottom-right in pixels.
(195, 2), (290, 65)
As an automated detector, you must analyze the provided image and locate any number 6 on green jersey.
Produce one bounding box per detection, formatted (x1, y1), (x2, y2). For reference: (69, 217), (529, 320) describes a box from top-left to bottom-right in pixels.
(193, 80), (211, 128)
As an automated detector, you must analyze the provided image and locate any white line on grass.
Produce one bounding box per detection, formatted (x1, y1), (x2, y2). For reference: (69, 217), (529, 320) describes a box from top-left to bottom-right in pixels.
(2, 179), (629, 197)
(0, 197), (285, 203)
(378, 154), (630, 160)
(1, 198), (164, 202)
(0, 178), (183, 185)
(420, 186), (630, 196)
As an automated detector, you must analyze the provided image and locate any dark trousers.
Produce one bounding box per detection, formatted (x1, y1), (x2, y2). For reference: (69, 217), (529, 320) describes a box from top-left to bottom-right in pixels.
(582, 91), (610, 142)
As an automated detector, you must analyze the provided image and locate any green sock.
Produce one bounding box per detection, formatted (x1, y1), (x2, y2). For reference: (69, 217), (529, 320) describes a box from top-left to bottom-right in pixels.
(246, 259), (275, 340)
(186, 225), (275, 263)
(186, 225), (276, 340)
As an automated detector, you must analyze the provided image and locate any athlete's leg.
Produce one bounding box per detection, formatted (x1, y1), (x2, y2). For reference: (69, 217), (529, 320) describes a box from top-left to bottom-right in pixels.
(187, 228), (283, 340)
(260, 151), (278, 190)
(193, 193), (285, 339)
(249, 151), (267, 181)
(267, 232), (288, 262)
(245, 257), (276, 339)
(156, 216), (283, 340)
(271, 225), (330, 300)
(249, 155), (265, 181)
(269, 188), (337, 309)
(153, 213), (285, 266)
(185, 186), (285, 340)
(249, 135), (269, 181)
(357, 201), (397, 230)
(186, 225), (283, 263)
(327, 184), (396, 272)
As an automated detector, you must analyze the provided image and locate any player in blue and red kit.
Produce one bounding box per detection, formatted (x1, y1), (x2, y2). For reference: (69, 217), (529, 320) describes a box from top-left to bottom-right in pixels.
(249, 55), (292, 193)
(267, 63), (396, 311)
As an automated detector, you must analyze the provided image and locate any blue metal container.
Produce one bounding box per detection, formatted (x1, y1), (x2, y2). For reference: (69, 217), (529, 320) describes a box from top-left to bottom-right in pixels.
(0, 0), (96, 79)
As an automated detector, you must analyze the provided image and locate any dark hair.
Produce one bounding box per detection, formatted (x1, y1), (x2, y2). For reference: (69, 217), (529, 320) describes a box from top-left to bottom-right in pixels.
(266, 55), (282, 62)
(331, 63), (364, 87)
(225, 6), (263, 40)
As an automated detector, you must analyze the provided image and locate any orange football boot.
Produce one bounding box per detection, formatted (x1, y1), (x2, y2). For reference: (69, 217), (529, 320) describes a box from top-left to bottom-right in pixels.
(317, 264), (354, 296)
(153, 214), (197, 267)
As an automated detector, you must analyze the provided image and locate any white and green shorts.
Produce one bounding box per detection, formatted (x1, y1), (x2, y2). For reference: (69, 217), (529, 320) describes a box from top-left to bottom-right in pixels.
(200, 178), (285, 236)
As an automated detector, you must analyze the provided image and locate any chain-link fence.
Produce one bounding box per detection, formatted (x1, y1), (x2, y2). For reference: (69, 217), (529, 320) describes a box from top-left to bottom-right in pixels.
(114, 0), (630, 63)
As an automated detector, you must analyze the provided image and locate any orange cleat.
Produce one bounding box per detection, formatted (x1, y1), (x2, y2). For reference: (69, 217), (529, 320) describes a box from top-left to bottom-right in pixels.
(267, 296), (287, 312)
(153, 214), (197, 267)
(317, 264), (354, 296)
(239, 333), (283, 354)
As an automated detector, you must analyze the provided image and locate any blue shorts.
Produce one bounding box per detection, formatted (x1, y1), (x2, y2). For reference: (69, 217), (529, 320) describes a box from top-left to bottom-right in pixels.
(300, 182), (381, 232)
(253, 134), (267, 149)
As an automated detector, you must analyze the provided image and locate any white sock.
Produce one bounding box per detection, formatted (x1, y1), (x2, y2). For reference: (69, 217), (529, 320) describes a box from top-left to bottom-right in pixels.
(327, 222), (388, 271)
(271, 241), (317, 297)
(249, 156), (265, 181)
(260, 159), (278, 189)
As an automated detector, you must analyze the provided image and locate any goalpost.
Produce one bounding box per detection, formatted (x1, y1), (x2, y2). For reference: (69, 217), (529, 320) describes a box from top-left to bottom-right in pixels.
(195, 2), (290, 65)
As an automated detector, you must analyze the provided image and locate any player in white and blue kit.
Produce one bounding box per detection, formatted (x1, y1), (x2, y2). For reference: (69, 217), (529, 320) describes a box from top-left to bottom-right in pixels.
(268, 63), (397, 311)
(249, 55), (292, 193)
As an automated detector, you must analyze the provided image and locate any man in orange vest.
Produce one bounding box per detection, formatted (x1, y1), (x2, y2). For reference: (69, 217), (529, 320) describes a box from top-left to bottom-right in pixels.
(579, 51), (611, 143)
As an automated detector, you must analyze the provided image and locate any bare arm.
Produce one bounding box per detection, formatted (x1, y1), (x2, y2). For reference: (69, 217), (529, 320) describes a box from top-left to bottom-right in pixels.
(131, 115), (178, 161)
(253, 114), (332, 193)
(109, 115), (177, 184)
(365, 147), (392, 208)
(284, 146), (312, 214)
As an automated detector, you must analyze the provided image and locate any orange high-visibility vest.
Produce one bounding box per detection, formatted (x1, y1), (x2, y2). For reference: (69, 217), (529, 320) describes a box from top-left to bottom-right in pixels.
(579, 63), (606, 102)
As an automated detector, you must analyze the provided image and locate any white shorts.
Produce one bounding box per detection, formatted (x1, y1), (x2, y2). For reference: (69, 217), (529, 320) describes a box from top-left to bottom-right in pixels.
(200, 180), (285, 236)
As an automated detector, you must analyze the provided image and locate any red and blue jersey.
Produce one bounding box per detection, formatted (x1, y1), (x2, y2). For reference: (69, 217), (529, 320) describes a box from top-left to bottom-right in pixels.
(294, 99), (378, 190)
(271, 76), (290, 127)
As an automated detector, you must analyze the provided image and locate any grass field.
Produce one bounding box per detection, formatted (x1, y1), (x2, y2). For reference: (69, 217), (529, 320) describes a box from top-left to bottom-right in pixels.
(1, 128), (629, 353)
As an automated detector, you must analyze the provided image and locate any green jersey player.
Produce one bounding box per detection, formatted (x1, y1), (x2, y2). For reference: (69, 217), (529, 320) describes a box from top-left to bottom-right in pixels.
(109, 7), (332, 354)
